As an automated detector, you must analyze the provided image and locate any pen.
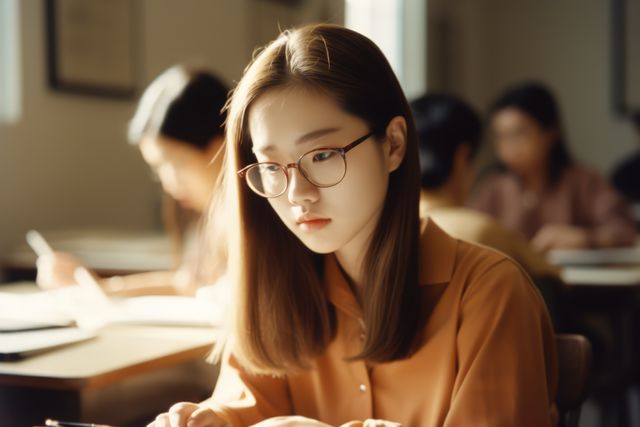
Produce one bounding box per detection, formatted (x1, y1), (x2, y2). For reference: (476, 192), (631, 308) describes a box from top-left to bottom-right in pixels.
(26, 229), (54, 256)
(73, 266), (111, 305)
(44, 419), (118, 427)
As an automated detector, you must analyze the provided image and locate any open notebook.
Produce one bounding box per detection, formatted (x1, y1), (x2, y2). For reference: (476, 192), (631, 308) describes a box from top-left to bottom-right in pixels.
(0, 282), (226, 358)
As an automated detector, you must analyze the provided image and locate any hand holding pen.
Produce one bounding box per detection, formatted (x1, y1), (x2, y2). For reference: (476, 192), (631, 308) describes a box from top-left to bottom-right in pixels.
(27, 230), (85, 289)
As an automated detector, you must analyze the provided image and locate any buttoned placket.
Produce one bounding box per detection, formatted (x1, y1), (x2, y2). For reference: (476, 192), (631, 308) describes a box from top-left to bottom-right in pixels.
(354, 317), (373, 411)
(326, 253), (375, 418)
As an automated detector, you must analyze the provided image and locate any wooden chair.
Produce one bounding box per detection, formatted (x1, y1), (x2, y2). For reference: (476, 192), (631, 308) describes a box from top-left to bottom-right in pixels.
(556, 334), (593, 427)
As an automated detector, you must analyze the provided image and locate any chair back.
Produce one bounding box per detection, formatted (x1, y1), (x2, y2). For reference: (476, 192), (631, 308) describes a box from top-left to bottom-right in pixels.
(556, 333), (592, 427)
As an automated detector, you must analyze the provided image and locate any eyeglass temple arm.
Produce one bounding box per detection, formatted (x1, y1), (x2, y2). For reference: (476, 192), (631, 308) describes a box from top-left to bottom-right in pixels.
(341, 132), (373, 154)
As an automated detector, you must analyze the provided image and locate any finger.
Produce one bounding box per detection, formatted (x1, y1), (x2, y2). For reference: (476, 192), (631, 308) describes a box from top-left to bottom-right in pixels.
(169, 402), (199, 427)
(148, 413), (171, 427)
(187, 406), (223, 427)
(36, 253), (52, 267)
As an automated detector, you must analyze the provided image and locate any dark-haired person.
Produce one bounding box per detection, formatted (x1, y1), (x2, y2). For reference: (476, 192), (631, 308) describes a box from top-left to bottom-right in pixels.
(469, 82), (636, 252)
(612, 111), (640, 204)
(36, 66), (229, 296)
(412, 93), (559, 279)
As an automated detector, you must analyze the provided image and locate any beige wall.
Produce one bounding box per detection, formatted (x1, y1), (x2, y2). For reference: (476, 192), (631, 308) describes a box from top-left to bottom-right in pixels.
(0, 0), (342, 259)
(427, 0), (637, 173)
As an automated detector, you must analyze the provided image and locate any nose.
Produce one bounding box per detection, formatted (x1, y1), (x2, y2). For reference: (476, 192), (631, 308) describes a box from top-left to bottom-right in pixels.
(287, 167), (319, 206)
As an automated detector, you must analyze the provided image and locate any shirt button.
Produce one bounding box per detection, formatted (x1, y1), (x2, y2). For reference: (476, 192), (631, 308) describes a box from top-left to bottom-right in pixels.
(359, 383), (367, 393)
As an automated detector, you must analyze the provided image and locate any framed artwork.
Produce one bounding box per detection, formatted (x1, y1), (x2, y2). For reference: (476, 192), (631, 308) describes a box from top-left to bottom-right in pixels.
(612, 0), (640, 115)
(45, 0), (137, 98)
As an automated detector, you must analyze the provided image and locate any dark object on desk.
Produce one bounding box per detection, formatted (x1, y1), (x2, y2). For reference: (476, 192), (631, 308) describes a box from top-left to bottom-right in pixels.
(556, 334), (593, 427)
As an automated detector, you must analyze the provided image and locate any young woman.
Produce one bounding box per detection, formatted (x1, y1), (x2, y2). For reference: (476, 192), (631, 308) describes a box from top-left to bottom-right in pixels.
(36, 66), (228, 296)
(469, 82), (635, 252)
(149, 25), (557, 427)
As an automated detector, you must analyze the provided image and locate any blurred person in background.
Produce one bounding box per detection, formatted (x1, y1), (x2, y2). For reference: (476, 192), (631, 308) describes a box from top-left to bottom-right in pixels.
(36, 65), (229, 296)
(612, 110), (640, 205)
(469, 82), (636, 252)
(411, 93), (559, 279)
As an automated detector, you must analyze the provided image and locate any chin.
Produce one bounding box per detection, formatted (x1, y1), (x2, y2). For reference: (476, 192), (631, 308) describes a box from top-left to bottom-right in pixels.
(295, 235), (341, 254)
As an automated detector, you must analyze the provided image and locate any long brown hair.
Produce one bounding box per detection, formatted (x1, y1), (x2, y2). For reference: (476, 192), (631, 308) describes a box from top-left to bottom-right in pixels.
(215, 24), (421, 375)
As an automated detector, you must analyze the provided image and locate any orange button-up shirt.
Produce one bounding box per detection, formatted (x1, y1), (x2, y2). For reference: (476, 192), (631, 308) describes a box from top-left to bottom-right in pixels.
(211, 221), (558, 426)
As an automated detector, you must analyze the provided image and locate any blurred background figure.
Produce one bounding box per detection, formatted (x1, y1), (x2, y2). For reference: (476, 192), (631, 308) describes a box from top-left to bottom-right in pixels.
(35, 66), (229, 296)
(612, 111), (640, 205)
(411, 93), (559, 279)
(469, 82), (636, 252)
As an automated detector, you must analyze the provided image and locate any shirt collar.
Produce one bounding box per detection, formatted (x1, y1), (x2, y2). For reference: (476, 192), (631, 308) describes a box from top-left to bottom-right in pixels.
(418, 218), (458, 285)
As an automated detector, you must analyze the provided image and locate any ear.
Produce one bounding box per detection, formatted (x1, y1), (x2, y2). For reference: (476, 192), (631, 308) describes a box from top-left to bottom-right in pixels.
(453, 143), (471, 173)
(385, 115), (408, 173)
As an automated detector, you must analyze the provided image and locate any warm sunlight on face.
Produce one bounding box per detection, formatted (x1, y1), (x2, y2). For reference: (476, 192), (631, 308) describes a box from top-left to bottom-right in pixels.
(139, 135), (220, 213)
(491, 108), (554, 177)
(247, 88), (390, 255)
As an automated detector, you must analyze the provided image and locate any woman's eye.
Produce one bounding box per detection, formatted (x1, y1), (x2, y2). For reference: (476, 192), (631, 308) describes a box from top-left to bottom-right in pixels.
(265, 164), (281, 173)
(312, 150), (335, 162)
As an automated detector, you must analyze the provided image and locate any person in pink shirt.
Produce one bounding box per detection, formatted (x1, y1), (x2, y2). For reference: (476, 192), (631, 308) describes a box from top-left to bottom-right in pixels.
(469, 82), (636, 251)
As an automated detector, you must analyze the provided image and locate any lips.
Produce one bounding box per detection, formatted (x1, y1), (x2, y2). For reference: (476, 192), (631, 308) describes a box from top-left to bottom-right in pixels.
(296, 216), (332, 231)
(177, 198), (193, 208)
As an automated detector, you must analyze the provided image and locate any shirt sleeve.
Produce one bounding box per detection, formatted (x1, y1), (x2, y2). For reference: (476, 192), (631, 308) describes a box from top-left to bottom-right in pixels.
(210, 350), (293, 427)
(444, 259), (558, 427)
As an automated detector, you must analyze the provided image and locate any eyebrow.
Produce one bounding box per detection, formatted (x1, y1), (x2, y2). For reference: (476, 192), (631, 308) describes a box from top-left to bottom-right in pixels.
(253, 127), (341, 154)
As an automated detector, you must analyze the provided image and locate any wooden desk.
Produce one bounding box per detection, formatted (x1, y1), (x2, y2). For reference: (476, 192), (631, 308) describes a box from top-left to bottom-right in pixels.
(0, 325), (218, 427)
(558, 263), (640, 427)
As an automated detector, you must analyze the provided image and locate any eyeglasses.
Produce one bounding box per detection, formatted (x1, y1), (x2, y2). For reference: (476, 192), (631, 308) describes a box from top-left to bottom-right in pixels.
(237, 132), (373, 198)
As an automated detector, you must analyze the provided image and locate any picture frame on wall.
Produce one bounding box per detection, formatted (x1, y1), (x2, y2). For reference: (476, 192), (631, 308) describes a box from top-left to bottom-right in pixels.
(45, 0), (137, 98)
(612, 0), (640, 115)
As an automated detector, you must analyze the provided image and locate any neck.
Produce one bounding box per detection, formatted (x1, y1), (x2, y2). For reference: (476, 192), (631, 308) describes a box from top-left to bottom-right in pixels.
(420, 185), (461, 210)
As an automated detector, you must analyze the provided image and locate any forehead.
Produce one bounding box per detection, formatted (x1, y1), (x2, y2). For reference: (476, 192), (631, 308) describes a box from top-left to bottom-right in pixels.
(247, 87), (364, 149)
(493, 108), (536, 129)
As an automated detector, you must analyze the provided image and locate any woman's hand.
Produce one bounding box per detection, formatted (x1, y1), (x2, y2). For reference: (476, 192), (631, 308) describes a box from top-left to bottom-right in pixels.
(147, 402), (227, 427)
(36, 252), (85, 289)
(531, 224), (590, 252)
(250, 416), (333, 427)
